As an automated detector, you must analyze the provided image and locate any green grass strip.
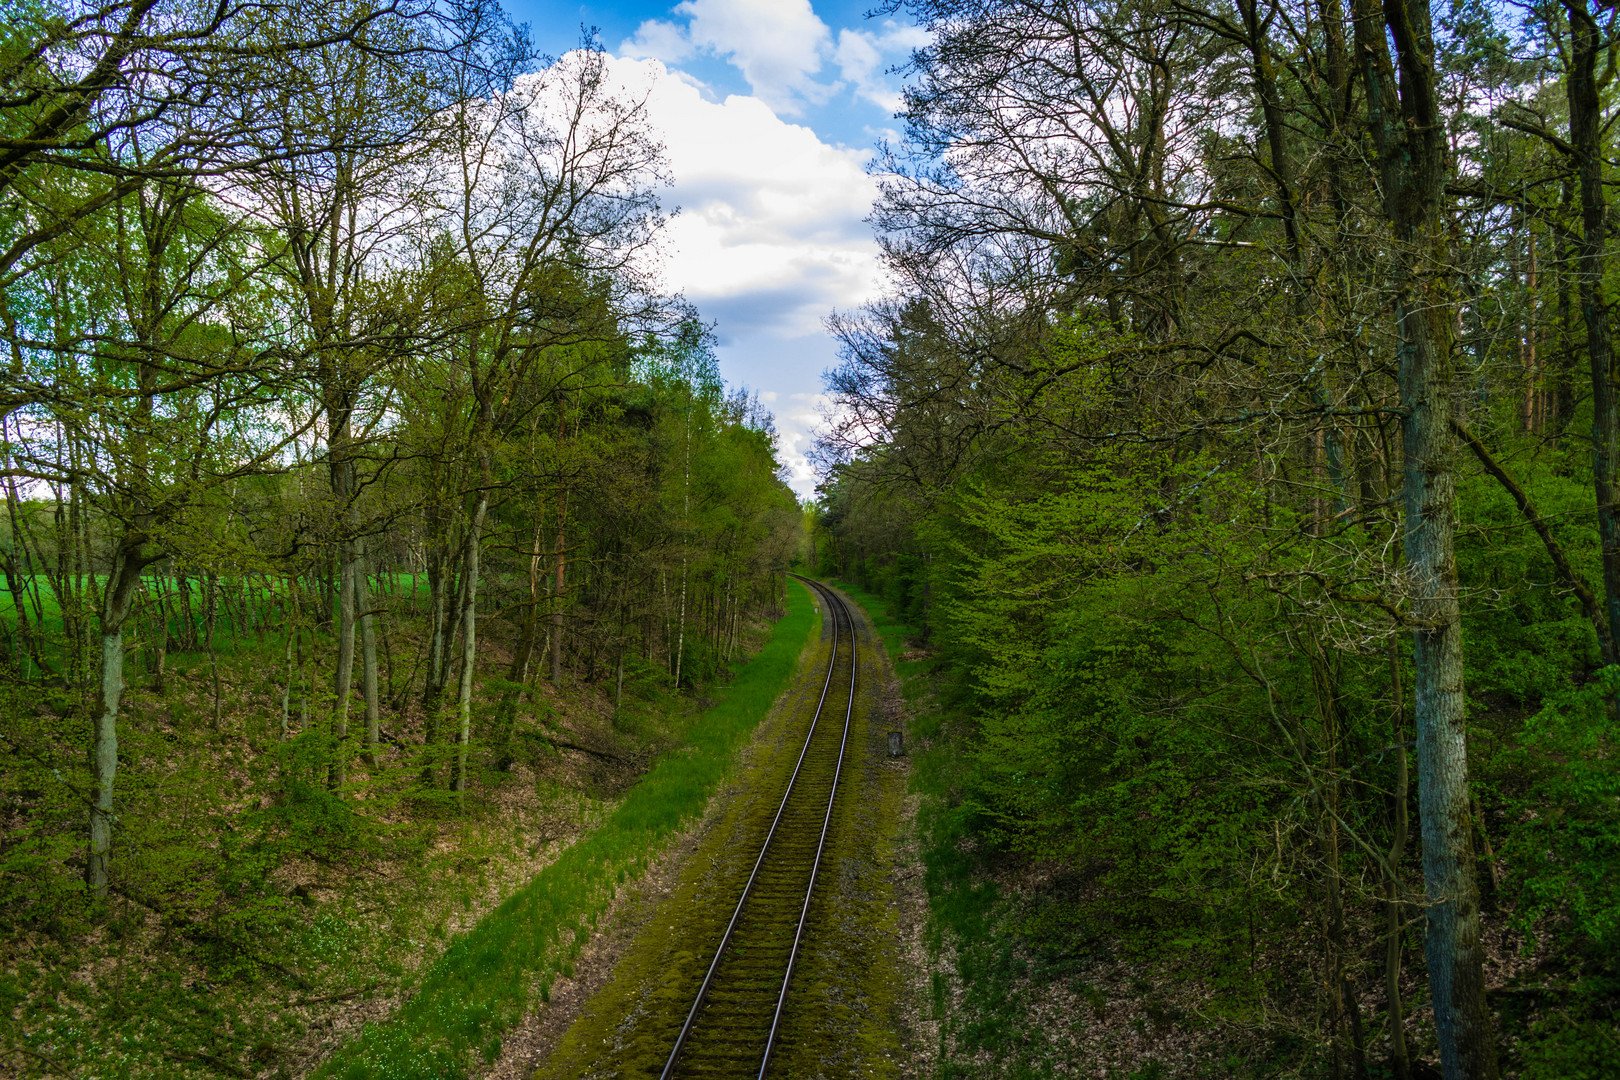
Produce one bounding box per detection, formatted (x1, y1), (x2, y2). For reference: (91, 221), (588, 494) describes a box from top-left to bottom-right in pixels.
(315, 578), (817, 1080)
(830, 580), (910, 662)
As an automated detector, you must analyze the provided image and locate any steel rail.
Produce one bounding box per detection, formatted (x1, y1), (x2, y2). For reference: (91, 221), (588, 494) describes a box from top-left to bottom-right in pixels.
(658, 576), (856, 1080)
(756, 581), (857, 1078)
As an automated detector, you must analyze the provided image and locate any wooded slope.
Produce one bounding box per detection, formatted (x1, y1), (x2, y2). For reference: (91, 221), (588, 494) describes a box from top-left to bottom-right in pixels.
(816, 0), (1620, 1077)
(0, 3), (803, 1075)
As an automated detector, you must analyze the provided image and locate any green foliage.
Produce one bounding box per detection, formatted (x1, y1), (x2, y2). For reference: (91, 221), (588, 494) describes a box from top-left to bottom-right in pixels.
(251, 751), (385, 862)
(828, 391), (1620, 1073)
(838, 580), (1287, 1077)
(1493, 669), (1620, 960)
(1516, 1014), (1620, 1080)
(810, 0), (1620, 1070)
(1456, 469), (1603, 701)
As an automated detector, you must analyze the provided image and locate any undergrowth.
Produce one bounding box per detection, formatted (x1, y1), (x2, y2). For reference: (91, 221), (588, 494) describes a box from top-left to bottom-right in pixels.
(834, 581), (1034, 1075)
(837, 569), (1620, 1080)
(837, 578), (1264, 1079)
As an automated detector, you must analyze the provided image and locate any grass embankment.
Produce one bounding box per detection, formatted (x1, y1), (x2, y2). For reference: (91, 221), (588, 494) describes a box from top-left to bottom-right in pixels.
(314, 578), (816, 1080)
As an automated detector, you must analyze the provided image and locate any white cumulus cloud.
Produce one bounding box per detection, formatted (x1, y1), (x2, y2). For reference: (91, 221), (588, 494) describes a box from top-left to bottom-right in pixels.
(833, 21), (930, 112)
(602, 54), (881, 337)
(832, 29), (885, 108)
(595, 53), (885, 494)
(621, 0), (833, 116)
(620, 18), (694, 64)
(606, 9), (934, 493)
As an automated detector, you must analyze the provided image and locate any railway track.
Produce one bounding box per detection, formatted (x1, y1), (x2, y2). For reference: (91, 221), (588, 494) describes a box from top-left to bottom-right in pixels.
(657, 576), (858, 1079)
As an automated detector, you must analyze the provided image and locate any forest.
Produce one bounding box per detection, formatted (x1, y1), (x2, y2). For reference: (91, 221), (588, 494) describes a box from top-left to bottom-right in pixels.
(0, 1), (802, 1075)
(7, 0), (1620, 1077)
(812, 0), (1620, 1077)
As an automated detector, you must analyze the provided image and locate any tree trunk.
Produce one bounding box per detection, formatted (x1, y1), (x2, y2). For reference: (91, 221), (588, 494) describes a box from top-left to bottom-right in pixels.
(88, 533), (155, 900)
(494, 512), (546, 768)
(1385, 642), (1413, 1080)
(355, 537), (380, 765)
(176, 565), (195, 650)
(615, 649), (625, 716)
(421, 538), (450, 785)
(675, 555), (688, 689)
(1566, 0), (1620, 674)
(551, 487), (568, 684)
(510, 510), (545, 687)
(281, 625), (296, 742)
(675, 396), (691, 689)
(1523, 228), (1539, 432)
(1351, 0), (1499, 1073)
(1398, 141), (1499, 1080)
(1309, 646), (1368, 1080)
(424, 532), (448, 702)
(1554, 180), (1578, 443)
(206, 572), (221, 730)
(453, 493), (489, 798)
(331, 534), (355, 791)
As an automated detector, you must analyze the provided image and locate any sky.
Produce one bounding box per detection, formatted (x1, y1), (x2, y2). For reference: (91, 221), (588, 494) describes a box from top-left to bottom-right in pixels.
(501, 0), (926, 497)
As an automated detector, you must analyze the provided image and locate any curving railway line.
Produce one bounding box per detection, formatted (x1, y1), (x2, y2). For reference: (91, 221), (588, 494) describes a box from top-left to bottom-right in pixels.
(654, 575), (859, 1079)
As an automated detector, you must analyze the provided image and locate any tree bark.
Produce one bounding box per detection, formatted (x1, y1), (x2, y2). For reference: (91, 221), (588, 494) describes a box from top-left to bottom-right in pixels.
(1350, 0), (1499, 1073)
(509, 509), (545, 687)
(1565, 0), (1620, 673)
(355, 537), (380, 765)
(280, 624), (296, 743)
(331, 532), (355, 791)
(675, 404), (691, 689)
(89, 531), (157, 899)
(453, 492), (489, 797)
(1523, 227), (1539, 432)
(421, 524), (451, 785)
(1385, 641), (1412, 1080)
(551, 485), (568, 684)
(494, 510), (546, 768)
(176, 565), (196, 651)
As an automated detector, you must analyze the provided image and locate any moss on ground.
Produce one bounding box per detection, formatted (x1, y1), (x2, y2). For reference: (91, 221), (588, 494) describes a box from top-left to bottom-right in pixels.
(768, 591), (908, 1078)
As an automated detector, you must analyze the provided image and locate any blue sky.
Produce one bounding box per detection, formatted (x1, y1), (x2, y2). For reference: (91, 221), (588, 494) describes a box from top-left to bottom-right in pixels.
(507, 1), (915, 146)
(498, 1), (926, 494)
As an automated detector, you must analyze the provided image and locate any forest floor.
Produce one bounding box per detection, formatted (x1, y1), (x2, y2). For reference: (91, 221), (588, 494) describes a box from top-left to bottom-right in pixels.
(0, 585), (814, 1080)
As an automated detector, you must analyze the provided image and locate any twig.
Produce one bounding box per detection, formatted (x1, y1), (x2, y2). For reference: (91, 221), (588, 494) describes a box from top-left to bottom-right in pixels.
(163, 1049), (253, 1078)
(293, 982), (377, 1007)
